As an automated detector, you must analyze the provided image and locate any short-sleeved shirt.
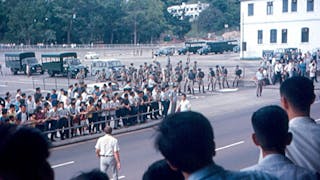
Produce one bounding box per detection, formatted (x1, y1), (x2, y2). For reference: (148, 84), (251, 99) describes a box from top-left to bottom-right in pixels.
(95, 134), (120, 156)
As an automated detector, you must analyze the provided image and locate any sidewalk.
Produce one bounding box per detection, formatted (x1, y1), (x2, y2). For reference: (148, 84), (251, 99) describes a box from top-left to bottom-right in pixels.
(51, 119), (162, 148)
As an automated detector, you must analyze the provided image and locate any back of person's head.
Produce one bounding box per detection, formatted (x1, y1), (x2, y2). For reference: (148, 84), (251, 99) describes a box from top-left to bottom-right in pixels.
(251, 105), (291, 152)
(0, 124), (53, 180)
(104, 126), (112, 134)
(70, 169), (109, 180)
(143, 159), (184, 180)
(155, 111), (215, 173)
(280, 76), (315, 112)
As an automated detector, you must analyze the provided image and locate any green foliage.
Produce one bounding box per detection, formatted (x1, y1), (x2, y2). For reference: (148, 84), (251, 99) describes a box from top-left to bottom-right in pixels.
(196, 0), (240, 33)
(0, 0), (239, 44)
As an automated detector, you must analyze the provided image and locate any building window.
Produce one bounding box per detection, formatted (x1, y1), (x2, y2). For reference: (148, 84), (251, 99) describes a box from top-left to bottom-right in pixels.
(267, 1), (273, 15)
(248, 3), (254, 16)
(282, 29), (287, 43)
(270, 29), (277, 43)
(291, 0), (297, 12)
(258, 30), (263, 44)
(283, 0), (288, 12)
(307, 0), (314, 11)
(301, 27), (309, 42)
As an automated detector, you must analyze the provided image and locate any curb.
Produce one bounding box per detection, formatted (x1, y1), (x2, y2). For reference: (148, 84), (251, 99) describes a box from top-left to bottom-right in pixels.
(51, 119), (162, 148)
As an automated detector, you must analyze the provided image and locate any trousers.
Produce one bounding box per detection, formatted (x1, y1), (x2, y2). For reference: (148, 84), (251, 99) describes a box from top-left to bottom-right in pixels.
(100, 156), (118, 180)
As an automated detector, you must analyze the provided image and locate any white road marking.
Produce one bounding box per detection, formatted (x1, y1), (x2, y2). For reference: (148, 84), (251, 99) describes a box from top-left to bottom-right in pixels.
(316, 119), (320, 122)
(216, 141), (245, 151)
(0, 85), (7, 87)
(111, 176), (125, 180)
(51, 161), (75, 169)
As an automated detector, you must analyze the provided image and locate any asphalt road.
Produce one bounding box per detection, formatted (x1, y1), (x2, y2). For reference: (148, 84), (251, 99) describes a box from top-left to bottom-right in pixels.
(49, 85), (320, 180)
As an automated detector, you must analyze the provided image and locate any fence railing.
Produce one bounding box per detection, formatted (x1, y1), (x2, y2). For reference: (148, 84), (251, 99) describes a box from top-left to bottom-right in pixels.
(24, 108), (162, 140)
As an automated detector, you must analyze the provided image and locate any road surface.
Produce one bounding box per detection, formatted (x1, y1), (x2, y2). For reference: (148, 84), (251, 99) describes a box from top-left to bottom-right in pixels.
(49, 86), (320, 180)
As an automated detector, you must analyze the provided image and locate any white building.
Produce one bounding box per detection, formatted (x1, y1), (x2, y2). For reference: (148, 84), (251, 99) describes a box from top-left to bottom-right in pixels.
(167, 1), (209, 22)
(240, 0), (320, 59)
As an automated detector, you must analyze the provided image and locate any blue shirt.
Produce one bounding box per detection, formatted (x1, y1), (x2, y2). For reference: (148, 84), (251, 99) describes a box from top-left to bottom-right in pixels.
(243, 154), (317, 180)
(188, 163), (276, 180)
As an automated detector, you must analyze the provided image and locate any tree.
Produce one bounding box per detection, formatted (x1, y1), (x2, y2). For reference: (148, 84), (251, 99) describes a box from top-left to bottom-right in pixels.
(196, 0), (240, 33)
(0, 1), (8, 42)
(5, 0), (48, 44)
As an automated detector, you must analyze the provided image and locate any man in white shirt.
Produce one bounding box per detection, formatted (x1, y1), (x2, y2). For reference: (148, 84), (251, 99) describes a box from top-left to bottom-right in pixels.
(243, 105), (318, 179)
(176, 93), (191, 112)
(95, 126), (121, 180)
(280, 76), (320, 173)
(273, 61), (283, 85)
(256, 68), (264, 97)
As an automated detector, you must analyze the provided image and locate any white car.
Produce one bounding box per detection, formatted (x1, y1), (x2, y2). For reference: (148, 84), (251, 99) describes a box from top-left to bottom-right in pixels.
(84, 52), (99, 59)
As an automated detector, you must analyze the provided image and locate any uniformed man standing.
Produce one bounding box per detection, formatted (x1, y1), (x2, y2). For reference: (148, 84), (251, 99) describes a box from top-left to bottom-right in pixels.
(214, 65), (222, 89)
(187, 69), (195, 95)
(207, 67), (215, 91)
(232, 65), (242, 87)
(197, 68), (205, 93)
(221, 66), (230, 88)
(95, 126), (121, 180)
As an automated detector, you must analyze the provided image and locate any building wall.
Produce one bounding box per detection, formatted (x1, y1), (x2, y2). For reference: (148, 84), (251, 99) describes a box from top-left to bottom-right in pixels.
(240, 0), (320, 58)
(167, 2), (209, 21)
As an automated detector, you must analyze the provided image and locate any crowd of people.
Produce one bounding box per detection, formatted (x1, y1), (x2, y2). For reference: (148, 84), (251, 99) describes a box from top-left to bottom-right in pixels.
(0, 58), (319, 179)
(0, 56), (244, 142)
(255, 50), (320, 97)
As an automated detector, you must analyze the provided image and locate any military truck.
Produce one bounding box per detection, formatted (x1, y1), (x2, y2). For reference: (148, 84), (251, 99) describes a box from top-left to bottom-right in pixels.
(4, 52), (43, 75)
(41, 52), (88, 78)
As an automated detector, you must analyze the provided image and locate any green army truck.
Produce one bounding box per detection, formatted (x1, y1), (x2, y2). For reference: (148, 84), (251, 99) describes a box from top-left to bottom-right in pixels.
(4, 52), (43, 75)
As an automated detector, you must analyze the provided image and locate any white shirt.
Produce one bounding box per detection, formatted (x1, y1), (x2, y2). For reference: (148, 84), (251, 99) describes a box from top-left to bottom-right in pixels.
(286, 116), (320, 173)
(244, 154), (317, 180)
(256, 71), (264, 80)
(274, 63), (283, 73)
(95, 134), (120, 156)
(178, 99), (191, 112)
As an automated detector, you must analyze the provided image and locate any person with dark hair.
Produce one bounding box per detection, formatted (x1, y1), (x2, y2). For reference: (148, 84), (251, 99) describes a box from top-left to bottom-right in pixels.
(280, 76), (320, 173)
(70, 169), (109, 180)
(47, 102), (59, 141)
(86, 97), (97, 134)
(142, 159), (184, 180)
(243, 105), (318, 179)
(155, 111), (276, 179)
(176, 93), (191, 112)
(0, 124), (54, 180)
(16, 104), (28, 125)
(95, 126), (120, 180)
(255, 67), (264, 97)
(0, 108), (8, 124)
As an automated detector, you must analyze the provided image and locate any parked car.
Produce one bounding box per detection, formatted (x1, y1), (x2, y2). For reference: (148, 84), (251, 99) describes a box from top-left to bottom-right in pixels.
(233, 45), (240, 53)
(197, 46), (211, 55)
(90, 59), (123, 80)
(154, 47), (175, 56)
(84, 52), (99, 59)
(86, 82), (120, 94)
(4, 52), (43, 75)
(177, 47), (188, 55)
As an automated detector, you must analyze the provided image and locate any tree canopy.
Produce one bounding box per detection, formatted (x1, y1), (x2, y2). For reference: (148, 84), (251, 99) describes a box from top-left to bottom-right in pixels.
(0, 0), (239, 44)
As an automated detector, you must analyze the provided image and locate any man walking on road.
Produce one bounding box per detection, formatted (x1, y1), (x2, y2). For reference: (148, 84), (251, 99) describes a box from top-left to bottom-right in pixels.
(95, 126), (121, 180)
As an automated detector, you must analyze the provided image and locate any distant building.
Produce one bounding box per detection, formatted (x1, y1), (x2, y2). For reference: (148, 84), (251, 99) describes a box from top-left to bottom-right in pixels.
(167, 1), (209, 22)
(240, 0), (320, 59)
